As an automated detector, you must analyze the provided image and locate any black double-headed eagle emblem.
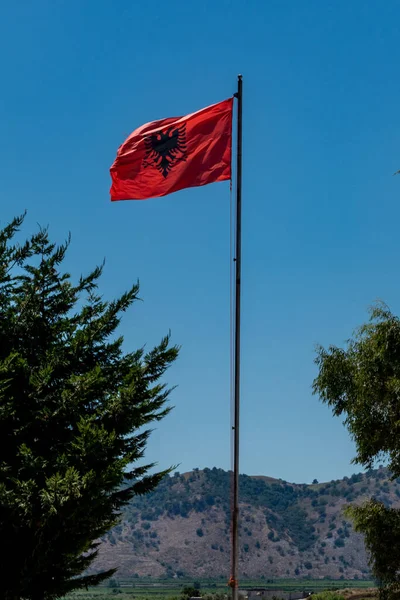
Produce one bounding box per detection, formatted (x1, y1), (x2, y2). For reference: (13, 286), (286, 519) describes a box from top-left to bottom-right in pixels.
(143, 124), (187, 178)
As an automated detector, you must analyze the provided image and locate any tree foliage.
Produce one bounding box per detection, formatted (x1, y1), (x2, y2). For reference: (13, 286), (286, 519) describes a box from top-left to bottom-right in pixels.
(182, 586), (201, 599)
(346, 500), (400, 597)
(0, 215), (179, 600)
(313, 303), (400, 598)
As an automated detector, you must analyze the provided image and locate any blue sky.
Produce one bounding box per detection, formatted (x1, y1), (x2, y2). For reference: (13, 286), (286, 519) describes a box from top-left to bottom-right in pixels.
(1, 1), (400, 484)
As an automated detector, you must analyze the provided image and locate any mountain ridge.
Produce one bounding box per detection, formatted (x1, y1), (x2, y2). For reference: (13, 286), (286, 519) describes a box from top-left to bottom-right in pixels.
(93, 466), (398, 580)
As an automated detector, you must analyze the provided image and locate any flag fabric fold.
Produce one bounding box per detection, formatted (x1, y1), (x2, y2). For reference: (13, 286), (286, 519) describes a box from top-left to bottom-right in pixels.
(110, 98), (233, 201)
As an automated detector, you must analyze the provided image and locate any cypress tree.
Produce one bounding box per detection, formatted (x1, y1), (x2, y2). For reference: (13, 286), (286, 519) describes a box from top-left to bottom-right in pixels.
(0, 215), (179, 599)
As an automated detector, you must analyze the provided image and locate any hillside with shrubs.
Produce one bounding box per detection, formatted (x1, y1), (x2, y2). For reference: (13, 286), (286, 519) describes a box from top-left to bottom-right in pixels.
(93, 467), (398, 579)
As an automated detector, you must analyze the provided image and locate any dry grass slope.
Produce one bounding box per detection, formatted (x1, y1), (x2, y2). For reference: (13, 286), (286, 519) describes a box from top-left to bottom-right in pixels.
(93, 466), (398, 579)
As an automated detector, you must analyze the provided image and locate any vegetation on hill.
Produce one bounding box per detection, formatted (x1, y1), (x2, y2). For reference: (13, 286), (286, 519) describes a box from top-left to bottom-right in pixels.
(94, 465), (400, 580)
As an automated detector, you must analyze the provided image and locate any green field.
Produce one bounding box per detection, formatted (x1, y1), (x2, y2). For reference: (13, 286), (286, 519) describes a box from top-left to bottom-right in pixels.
(66, 579), (375, 600)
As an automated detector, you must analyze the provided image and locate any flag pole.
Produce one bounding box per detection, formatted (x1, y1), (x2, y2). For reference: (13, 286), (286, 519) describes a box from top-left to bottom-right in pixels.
(232, 73), (243, 600)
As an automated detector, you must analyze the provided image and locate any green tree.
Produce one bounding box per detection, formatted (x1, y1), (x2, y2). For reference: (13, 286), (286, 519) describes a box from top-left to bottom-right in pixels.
(0, 215), (179, 600)
(182, 586), (200, 598)
(313, 303), (400, 599)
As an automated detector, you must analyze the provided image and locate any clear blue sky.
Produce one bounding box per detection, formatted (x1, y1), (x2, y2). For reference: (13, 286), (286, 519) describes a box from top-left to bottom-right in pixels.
(1, 1), (400, 484)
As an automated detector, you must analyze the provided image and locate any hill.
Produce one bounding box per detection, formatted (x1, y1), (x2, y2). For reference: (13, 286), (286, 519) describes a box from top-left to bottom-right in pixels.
(93, 466), (400, 580)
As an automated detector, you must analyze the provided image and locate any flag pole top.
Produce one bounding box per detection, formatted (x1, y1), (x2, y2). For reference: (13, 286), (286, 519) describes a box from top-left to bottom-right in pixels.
(234, 76), (243, 99)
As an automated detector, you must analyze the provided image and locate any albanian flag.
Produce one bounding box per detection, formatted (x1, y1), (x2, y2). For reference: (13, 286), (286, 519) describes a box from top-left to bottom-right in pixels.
(110, 98), (233, 201)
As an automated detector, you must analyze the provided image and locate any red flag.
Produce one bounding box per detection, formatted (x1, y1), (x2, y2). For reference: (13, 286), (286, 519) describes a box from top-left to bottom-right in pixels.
(110, 98), (233, 201)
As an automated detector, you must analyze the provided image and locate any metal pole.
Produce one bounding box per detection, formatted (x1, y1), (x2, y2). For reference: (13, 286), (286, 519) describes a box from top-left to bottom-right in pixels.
(232, 73), (243, 600)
